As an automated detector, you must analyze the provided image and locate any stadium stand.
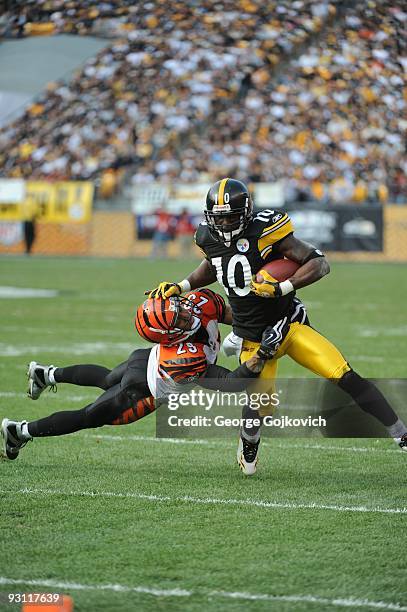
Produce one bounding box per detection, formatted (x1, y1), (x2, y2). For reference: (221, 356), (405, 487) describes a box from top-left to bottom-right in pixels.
(0, 1), (337, 184)
(131, 1), (406, 204)
(0, 0), (405, 203)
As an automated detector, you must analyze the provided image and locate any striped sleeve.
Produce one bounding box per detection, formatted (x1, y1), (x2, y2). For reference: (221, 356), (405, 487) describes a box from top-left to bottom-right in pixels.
(159, 353), (208, 383)
(257, 212), (294, 259)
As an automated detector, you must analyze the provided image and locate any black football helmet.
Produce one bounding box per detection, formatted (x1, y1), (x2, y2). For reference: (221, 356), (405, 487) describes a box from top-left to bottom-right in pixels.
(205, 178), (253, 243)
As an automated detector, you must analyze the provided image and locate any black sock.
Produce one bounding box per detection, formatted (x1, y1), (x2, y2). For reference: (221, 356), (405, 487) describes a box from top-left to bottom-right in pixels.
(55, 365), (112, 389)
(27, 384), (139, 437)
(338, 371), (398, 427)
(28, 407), (89, 437)
(241, 404), (263, 442)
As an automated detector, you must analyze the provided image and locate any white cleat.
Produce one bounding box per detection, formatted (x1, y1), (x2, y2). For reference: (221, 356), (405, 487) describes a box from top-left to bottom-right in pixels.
(1, 418), (30, 461)
(27, 361), (57, 400)
(395, 433), (407, 452)
(237, 436), (260, 476)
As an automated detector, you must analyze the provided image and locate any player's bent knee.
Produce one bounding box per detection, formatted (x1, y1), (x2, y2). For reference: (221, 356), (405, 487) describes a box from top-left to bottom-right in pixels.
(83, 404), (112, 428)
(82, 405), (103, 429)
(330, 362), (352, 380)
(103, 372), (117, 389)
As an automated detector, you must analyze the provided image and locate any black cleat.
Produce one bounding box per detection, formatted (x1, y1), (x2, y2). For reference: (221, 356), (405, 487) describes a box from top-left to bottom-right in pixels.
(1, 419), (31, 460)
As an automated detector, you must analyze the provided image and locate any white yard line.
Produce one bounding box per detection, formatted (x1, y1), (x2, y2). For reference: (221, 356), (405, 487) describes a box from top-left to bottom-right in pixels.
(0, 424), (396, 453)
(0, 392), (28, 398)
(0, 389), (96, 408)
(0, 392), (95, 401)
(0, 342), (139, 357)
(275, 442), (398, 454)
(0, 577), (189, 597)
(348, 356), (385, 363)
(85, 434), (399, 454)
(87, 433), (213, 445)
(0, 577), (405, 610)
(2, 488), (406, 515)
(0, 287), (58, 298)
(358, 326), (407, 338)
(1, 325), (132, 339)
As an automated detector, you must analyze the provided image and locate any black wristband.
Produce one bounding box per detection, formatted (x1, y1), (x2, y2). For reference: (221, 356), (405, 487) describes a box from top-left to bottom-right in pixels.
(302, 249), (325, 265)
(257, 347), (273, 360)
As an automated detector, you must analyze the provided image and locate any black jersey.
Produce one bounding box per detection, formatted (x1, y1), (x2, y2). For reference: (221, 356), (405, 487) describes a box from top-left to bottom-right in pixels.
(195, 209), (296, 342)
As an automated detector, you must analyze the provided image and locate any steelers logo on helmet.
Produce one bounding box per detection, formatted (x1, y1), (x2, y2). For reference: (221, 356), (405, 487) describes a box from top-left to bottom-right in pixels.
(205, 178), (253, 244)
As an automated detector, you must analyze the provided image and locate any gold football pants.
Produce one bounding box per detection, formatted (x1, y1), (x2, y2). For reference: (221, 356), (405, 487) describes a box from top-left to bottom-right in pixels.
(240, 322), (351, 416)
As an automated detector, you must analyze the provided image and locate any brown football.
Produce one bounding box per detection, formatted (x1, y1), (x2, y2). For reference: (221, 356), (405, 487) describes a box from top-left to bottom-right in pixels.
(256, 258), (300, 283)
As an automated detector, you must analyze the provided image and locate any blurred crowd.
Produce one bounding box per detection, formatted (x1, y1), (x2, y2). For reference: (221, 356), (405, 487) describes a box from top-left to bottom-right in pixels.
(0, 0), (333, 188)
(0, 0), (405, 204)
(0, 0), (137, 37)
(157, 0), (405, 204)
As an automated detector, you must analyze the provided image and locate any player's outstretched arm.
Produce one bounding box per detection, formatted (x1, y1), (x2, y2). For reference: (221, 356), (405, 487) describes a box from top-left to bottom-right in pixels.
(187, 259), (217, 290)
(146, 259), (217, 298)
(201, 318), (288, 391)
(201, 357), (264, 391)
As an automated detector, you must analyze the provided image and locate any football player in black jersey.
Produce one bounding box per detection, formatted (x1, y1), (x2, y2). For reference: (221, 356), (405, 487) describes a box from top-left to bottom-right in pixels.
(148, 178), (407, 474)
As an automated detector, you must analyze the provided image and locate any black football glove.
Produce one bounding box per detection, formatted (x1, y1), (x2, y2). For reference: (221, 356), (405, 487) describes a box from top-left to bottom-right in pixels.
(257, 317), (290, 359)
(145, 282), (182, 299)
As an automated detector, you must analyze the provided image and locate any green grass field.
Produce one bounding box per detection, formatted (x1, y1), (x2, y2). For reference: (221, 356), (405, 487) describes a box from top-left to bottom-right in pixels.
(0, 256), (406, 612)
